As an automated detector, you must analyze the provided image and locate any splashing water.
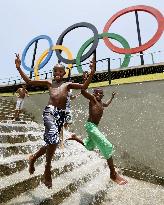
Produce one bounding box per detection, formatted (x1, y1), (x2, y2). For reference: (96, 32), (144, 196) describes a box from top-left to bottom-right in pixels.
(1, 81), (164, 204)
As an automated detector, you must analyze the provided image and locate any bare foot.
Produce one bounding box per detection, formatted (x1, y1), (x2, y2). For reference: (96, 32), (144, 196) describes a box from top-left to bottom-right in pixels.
(60, 142), (65, 149)
(111, 173), (128, 185)
(15, 117), (21, 121)
(28, 155), (35, 175)
(43, 167), (52, 189)
(67, 133), (77, 140)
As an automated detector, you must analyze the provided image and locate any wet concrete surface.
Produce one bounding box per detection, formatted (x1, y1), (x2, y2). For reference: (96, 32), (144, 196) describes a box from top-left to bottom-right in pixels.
(5, 80), (164, 180)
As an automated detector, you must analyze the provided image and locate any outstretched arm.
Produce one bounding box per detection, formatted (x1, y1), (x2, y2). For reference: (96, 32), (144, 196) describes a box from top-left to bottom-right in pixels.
(15, 53), (51, 88)
(81, 59), (95, 89)
(68, 57), (96, 90)
(81, 89), (95, 101)
(103, 92), (116, 107)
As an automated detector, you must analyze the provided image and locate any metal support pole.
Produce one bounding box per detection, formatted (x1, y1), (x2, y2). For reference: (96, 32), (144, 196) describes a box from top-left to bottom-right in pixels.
(135, 11), (144, 65)
(58, 39), (63, 64)
(150, 53), (155, 64)
(93, 50), (96, 71)
(45, 73), (48, 79)
(30, 40), (38, 79)
(119, 58), (122, 67)
(108, 58), (111, 84)
(67, 68), (71, 82)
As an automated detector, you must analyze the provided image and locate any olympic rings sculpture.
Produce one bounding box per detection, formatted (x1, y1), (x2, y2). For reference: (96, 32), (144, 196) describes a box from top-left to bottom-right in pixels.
(21, 5), (164, 79)
(103, 5), (164, 54)
(22, 35), (53, 72)
(76, 32), (131, 73)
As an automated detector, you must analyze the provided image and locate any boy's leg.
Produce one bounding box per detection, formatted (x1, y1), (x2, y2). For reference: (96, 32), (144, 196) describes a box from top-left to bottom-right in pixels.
(86, 122), (127, 185)
(42, 106), (65, 188)
(16, 99), (24, 120)
(65, 112), (72, 129)
(60, 127), (65, 149)
(14, 99), (22, 120)
(64, 122), (69, 130)
(107, 157), (128, 185)
(89, 128), (114, 160)
(28, 145), (47, 174)
(67, 122), (95, 149)
(14, 100), (19, 118)
(67, 133), (84, 146)
(60, 123), (69, 149)
(67, 123), (95, 150)
(16, 110), (20, 120)
(60, 111), (71, 149)
(44, 144), (58, 189)
(68, 133), (96, 152)
(14, 109), (19, 120)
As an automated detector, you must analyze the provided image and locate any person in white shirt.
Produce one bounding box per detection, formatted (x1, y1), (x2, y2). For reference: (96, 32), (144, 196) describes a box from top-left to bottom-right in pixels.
(14, 85), (29, 120)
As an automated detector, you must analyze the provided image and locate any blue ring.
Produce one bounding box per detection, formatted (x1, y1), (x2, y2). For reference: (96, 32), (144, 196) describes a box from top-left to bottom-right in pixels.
(21, 35), (53, 72)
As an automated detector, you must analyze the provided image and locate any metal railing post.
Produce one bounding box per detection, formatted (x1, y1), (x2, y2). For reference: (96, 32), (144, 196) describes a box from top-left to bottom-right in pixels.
(108, 58), (111, 84)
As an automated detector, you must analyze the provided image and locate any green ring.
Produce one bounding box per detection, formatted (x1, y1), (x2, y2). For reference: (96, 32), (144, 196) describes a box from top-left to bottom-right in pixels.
(76, 32), (131, 73)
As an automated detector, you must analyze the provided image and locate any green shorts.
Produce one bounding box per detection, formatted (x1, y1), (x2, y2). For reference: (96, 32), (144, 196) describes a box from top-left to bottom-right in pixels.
(83, 121), (114, 160)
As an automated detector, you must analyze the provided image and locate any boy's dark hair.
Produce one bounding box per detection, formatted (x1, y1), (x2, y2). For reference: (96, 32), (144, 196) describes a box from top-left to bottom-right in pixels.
(53, 63), (65, 71)
(93, 88), (103, 93)
(22, 84), (27, 88)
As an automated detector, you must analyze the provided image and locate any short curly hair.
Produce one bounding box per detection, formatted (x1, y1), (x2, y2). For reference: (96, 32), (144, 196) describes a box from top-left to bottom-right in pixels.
(93, 88), (103, 93)
(53, 63), (65, 71)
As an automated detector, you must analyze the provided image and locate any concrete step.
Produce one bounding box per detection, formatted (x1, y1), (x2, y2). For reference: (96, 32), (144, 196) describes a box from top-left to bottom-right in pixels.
(0, 132), (42, 144)
(0, 122), (44, 133)
(0, 149), (97, 204)
(0, 140), (43, 157)
(5, 157), (103, 205)
(0, 107), (34, 120)
(0, 144), (86, 177)
(101, 177), (164, 205)
(60, 168), (164, 205)
(0, 106), (14, 110)
(0, 98), (35, 121)
(0, 154), (31, 177)
(60, 169), (112, 205)
(0, 120), (36, 125)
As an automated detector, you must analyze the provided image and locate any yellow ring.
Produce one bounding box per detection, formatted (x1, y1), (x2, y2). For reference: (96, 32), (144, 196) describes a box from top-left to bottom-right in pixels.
(34, 45), (73, 80)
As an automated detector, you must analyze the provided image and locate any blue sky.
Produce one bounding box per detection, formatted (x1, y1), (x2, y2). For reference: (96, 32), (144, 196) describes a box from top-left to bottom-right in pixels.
(0, 0), (163, 83)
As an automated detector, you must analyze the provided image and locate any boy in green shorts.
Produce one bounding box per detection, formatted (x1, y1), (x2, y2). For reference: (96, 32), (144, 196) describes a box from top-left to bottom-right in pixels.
(68, 88), (127, 185)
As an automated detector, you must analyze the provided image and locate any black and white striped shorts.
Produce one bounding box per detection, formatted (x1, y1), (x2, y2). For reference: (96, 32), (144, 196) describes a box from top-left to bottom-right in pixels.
(43, 105), (65, 145)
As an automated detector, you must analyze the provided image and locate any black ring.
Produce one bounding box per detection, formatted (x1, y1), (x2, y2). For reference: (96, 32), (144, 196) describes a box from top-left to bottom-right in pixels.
(56, 22), (99, 64)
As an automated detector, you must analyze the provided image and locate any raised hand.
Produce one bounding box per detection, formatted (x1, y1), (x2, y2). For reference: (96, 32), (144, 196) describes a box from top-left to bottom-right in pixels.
(15, 53), (21, 69)
(112, 91), (116, 98)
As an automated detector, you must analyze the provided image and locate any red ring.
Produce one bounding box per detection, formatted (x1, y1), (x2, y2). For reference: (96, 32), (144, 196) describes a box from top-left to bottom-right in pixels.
(103, 5), (164, 54)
